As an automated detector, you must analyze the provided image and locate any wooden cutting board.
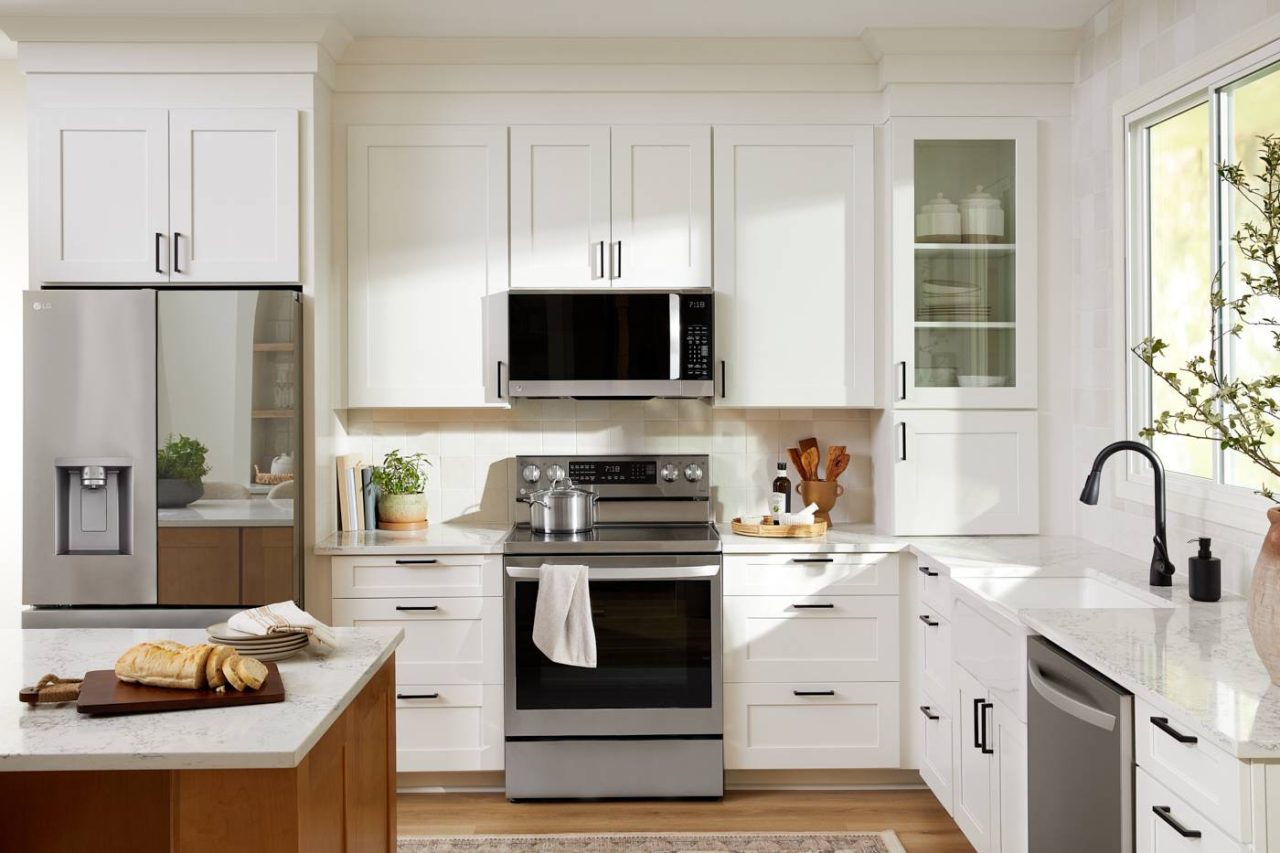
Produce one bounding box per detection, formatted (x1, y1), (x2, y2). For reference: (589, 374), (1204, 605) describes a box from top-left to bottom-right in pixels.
(75, 663), (285, 716)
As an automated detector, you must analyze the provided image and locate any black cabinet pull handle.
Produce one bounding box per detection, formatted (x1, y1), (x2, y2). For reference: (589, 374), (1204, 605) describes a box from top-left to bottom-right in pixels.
(793, 558), (834, 564)
(1152, 806), (1202, 838)
(395, 559), (438, 565)
(497, 361), (504, 399)
(173, 232), (183, 274)
(1150, 717), (1198, 744)
(980, 701), (994, 754)
(898, 422), (907, 461)
(972, 698), (984, 749)
(920, 705), (940, 721)
(919, 614), (939, 627)
(395, 605), (438, 611)
(397, 692), (440, 700)
(720, 361), (726, 399)
(898, 360), (908, 401)
(154, 232), (164, 274)
(792, 603), (835, 609)
(793, 689), (835, 697)
(918, 565), (939, 577)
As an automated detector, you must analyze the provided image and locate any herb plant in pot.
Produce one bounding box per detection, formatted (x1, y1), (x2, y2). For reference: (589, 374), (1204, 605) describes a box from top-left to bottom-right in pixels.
(370, 450), (431, 528)
(156, 434), (210, 508)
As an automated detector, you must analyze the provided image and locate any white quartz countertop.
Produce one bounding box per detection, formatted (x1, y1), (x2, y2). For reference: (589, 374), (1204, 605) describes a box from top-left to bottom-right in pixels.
(315, 523), (511, 555)
(1, 627), (401, 771)
(158, 498), (293, 528)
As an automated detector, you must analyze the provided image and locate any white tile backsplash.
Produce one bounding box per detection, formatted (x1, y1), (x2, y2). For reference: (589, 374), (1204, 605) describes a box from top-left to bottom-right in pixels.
(345, 402), (872, 525)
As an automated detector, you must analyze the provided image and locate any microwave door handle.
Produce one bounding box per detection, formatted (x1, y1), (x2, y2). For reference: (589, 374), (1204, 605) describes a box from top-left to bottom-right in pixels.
(670, 293), (681, 380)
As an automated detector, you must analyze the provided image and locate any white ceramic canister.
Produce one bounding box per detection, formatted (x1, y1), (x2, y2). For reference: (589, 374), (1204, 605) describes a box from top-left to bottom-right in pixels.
(960, 185), (1005, 243)
(916, 193), (961, 242)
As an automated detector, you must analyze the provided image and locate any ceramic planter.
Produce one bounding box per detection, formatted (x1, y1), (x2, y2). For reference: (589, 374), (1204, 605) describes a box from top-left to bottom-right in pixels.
(1248, 507), (1280, 684)
(157, 478), (204, 509)
(378, 492), (428, 524)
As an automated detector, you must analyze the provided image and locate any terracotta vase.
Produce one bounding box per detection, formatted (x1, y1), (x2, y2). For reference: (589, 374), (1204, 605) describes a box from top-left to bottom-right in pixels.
(795, 480), (844, 525)
(1248, 507), (1280, 684)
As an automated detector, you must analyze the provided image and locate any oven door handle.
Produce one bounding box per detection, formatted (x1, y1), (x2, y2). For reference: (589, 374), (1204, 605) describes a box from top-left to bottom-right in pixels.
(505, 565), (720, 581)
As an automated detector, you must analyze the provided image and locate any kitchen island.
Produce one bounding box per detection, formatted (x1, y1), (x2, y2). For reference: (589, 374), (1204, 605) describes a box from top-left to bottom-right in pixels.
(1, 626), (401, 852)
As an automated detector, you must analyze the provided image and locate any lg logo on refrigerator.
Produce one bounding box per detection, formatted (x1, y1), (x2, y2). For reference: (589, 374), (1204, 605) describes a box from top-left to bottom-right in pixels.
(32, 301), (52, 311)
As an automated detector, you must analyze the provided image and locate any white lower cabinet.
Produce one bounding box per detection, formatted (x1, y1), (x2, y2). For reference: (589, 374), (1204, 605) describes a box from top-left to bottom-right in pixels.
(917, 695), (954, 813)
(395, 685), (504, 772)
(332, 553), (505, 774)
(1137, 767), (1246, 853)
(951, 663), (1026, 853)
(992, 701), (1027, 853)
(725, 682), (900, 769)
(919, 604), (951, 703)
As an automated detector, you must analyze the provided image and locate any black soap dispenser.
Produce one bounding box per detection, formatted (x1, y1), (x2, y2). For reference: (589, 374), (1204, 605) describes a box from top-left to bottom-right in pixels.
(1188, 537), (1221, 602)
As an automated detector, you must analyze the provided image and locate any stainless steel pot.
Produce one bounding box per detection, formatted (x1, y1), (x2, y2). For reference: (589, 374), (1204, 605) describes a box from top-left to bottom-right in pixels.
(525, 477), (599, 534)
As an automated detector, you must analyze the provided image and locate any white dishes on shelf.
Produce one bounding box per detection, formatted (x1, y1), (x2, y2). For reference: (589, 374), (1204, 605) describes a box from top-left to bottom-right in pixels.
(957, 375), (1009, 388)
(206, 623), (309, 662)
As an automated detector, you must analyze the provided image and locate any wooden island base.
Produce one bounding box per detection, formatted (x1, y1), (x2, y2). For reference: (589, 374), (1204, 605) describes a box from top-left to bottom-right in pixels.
(1, 657), (396, 853)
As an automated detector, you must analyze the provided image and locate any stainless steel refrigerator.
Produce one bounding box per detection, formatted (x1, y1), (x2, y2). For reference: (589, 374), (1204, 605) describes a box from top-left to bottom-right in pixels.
(23, 288), (302, 628)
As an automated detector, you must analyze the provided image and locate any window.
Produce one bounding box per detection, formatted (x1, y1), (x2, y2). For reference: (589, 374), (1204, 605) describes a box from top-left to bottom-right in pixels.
(1130, 54), (1280, 503)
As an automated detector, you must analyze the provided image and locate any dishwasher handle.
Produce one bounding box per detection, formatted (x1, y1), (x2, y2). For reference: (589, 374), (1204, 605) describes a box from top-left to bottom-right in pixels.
(1028, 661), (1117, 732)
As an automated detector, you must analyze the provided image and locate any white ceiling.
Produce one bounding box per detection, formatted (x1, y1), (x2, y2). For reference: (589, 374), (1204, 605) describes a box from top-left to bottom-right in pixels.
(0, 0), (1109, 38)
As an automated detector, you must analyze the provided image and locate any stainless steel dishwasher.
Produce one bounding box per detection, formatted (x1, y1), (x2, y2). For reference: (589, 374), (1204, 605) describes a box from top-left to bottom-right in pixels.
(1028, 636), (1134, 852)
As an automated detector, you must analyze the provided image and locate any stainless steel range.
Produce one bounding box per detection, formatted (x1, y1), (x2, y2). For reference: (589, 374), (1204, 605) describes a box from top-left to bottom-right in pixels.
(503, 454), (723, 800)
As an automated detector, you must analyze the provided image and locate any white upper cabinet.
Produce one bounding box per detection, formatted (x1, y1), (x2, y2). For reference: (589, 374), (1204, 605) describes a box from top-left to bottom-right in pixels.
(892, 410), (1039, 535)
(610, 126), (711, 289)
(713, 125), (874, 407)
(347, 125), (508, 408)
(169, 109), (299, 282)
(891, 117), (1037, 409)
(510, 126), (612, 288)
(35, 107), (299, 285)
(36, 109), (170, 283)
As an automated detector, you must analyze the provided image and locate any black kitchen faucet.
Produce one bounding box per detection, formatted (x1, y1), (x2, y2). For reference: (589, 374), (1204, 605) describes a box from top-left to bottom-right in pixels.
(1079, 440), (1176, 587)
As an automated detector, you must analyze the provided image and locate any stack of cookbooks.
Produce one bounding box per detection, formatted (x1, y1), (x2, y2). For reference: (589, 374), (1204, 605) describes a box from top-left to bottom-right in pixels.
(334, 454), (379, 531)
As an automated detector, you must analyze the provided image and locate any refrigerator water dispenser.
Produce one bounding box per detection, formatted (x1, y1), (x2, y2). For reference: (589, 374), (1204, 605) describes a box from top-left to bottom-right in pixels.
(54, 457), (133, 555)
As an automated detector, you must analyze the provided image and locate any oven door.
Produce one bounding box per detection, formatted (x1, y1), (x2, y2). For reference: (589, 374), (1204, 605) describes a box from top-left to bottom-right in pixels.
(504, 554), (722, 737)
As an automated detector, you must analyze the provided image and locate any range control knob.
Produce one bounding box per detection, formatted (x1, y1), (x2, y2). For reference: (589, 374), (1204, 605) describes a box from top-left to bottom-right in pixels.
(521, 464), (542, 484)
(683, 463), (704, 483)
(659, 464), (680, 483)
(547, 464), (566, 483)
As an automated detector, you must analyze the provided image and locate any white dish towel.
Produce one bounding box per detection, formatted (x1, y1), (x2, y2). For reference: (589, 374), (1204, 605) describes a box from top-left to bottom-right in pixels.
(228, 600), (339, 649)
(532, 564), (597, 668)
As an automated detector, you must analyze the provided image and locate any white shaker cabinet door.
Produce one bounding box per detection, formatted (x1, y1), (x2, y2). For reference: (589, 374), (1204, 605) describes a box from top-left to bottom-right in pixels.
(953, 664), (996, 853)
(347, 125), (509, 407)
(510, 126), (611, 289)
(35, 108), (170, 283)
(169, 109), (299, 282)
(892, 410), (1039, 535)
(610, 126), (711, 289)
(713, 125), (874, 407)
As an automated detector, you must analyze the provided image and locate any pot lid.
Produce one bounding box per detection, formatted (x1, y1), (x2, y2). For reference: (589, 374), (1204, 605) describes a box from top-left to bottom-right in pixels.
(961, 185), (1002, 209)
(920, 192), (959, 214)
(528, 476), (594, 499)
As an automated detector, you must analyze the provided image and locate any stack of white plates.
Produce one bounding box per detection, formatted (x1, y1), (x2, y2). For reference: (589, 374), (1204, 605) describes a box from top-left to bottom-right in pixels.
(206, 623), (309, 662)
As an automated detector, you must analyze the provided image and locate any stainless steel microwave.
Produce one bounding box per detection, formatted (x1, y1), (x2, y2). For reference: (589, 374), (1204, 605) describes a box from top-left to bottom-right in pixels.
(506, 292), (714, 398)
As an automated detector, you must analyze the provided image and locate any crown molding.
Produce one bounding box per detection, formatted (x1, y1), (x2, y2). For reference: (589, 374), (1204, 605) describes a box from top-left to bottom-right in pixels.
(861, 27), (1080, 59)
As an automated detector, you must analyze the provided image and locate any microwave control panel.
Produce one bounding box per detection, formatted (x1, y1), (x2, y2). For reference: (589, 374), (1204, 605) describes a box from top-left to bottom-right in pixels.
(681, 295), (714, 380)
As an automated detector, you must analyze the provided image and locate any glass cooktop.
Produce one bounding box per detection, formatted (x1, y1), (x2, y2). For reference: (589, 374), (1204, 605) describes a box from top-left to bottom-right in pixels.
(503, 523), (722, 556)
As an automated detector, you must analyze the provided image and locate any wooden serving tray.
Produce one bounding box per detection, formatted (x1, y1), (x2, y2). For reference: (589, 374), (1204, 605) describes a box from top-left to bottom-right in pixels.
(75, 663), (285, 716)
(731, 517), (828, 538)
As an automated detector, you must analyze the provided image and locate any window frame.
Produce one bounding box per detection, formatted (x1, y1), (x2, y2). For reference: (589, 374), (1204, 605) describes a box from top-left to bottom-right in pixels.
(1121, 41), (1280, 529)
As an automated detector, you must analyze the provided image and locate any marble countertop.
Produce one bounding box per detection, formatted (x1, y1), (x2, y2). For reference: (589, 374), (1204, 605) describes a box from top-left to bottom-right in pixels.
(158, 498), (293, 528)
(315, 523), (511, 555)
(1, 627), (401, 771)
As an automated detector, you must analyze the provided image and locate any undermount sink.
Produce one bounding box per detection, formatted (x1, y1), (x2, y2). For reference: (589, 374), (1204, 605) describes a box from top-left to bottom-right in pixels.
(956, 576), (1176, 612)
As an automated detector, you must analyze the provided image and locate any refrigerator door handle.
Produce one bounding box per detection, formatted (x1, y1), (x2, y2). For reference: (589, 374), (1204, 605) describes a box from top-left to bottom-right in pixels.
(1028, 661), (1117, 731)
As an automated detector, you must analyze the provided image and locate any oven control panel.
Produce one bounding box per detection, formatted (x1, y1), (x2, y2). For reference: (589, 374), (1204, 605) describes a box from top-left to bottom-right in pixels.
(514, 454), (711, 501)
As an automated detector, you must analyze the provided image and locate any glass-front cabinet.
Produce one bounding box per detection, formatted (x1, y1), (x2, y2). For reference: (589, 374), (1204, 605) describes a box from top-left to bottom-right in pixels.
(891, 118), (1038, 408)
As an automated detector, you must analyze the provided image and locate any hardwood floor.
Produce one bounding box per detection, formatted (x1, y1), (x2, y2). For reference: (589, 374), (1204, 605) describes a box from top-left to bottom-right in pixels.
(398, 789), (973, 852)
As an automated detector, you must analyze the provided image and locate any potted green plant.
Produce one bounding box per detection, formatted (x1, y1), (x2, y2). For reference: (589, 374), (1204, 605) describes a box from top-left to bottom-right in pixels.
(1133, 134), (1280, 680)
(370, 450), (431, 526)
(156, 434), (211, 508)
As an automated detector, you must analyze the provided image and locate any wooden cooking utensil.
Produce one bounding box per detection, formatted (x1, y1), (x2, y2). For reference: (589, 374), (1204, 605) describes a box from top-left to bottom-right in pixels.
(787, 447), (806, 479)
(824, 445), (846, 481)
(828, 452), (851, 481)
(800, 447), (820, 483)
(798, 437), (819, 459)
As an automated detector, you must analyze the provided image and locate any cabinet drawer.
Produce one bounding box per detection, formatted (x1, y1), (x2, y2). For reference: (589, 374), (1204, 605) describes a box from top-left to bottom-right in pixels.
(725, 595), (899, 683)
(332, 555), (501, 598)
(332, 598), (502, 685)
(919, 604), (952, 704)
(1135, 697), (1250, 842)
(917, 699), (954, 814)
(916, 559), (952, 618)
(953, 595), (1025, 722)
(1137, 766), (1246, 852)
(725, 682), (900, 769)
(395, 684), (503, 772)
(723, 552), (899, 596)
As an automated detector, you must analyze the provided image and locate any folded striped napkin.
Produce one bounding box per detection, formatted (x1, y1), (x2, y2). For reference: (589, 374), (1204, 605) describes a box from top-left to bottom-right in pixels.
(228, 601), (339, 649)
